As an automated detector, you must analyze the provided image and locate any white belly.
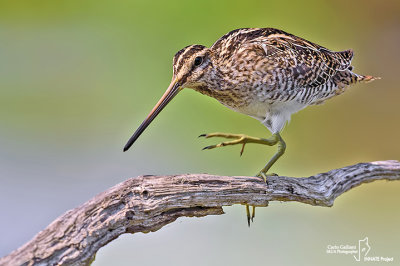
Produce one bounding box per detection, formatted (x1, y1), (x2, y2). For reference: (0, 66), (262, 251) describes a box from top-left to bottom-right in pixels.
(228, 98), (308, 134)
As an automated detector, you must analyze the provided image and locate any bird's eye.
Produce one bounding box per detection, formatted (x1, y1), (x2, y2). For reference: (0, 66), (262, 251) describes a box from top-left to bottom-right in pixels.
(194, 56), (203, 66)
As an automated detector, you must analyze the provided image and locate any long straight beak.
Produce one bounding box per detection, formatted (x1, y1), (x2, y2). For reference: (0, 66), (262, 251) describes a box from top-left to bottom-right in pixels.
(123, 79), (181, 152)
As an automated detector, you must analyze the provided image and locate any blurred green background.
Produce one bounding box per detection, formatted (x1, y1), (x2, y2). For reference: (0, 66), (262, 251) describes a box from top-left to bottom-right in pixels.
(0, 0), (399, 265)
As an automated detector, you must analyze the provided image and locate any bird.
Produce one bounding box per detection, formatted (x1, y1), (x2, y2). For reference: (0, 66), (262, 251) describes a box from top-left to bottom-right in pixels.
(123, 28), (378, 225)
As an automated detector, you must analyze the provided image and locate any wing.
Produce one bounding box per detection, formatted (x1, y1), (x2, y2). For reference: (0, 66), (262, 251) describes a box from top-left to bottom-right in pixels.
(250, 31), (353, 89)
(212, 28), (354, 102)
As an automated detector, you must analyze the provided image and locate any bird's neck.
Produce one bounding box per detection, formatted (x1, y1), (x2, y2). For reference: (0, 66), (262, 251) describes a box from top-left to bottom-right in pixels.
(190, 72), (250, 109)
(190, 67), (225, 97)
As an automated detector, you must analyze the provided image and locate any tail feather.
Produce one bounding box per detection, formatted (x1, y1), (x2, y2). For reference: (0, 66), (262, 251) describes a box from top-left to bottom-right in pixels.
(334, 49), (354, 71)
(337, 49), (354, 62)
(336, 49), (380, 83)
(357, 74), (381, 83)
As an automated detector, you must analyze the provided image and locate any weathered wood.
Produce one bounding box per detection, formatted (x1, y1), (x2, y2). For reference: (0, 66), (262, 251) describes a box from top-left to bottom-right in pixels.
(1, 160), (399, 266)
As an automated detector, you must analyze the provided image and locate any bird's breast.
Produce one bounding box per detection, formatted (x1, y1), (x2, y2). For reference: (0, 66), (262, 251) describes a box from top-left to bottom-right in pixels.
(225, 96), (308, 133)
(227, 98), (270, 121)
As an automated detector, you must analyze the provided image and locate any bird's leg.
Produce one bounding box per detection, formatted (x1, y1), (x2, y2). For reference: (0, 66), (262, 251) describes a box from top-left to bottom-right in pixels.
(199, 132), (279, 155)
(257, 133), (286, 181)
(200, 132), (285, 226)
(199, 132), (285, 180)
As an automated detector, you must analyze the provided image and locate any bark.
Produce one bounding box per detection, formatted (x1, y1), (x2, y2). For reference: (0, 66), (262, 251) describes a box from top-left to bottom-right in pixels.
(1, 160), (399, 266)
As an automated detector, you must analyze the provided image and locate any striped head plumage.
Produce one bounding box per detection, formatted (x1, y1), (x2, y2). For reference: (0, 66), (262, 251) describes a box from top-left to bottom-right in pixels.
(171, 44), (215, 90)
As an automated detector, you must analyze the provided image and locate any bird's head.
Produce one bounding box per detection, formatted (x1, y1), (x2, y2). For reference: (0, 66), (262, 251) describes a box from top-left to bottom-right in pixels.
(123, 44), (214, 151)
(172, 44), (214, 89)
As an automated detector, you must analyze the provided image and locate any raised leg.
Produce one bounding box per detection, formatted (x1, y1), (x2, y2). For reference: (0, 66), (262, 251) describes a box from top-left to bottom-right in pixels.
(199, 132), (285, 177)
(200, 132), (286, 225)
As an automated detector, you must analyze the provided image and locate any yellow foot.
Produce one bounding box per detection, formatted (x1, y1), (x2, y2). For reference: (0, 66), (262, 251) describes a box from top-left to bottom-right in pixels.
(199, 132), (278, 156)
(256, 172), (278, 182)
(200, 133), (248, 155)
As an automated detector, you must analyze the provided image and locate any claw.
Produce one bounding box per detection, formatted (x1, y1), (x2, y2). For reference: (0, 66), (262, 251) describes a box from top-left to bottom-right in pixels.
(258, 172), (268, 183)
(246, 205), (251, 227)
(198, 134), (207, 138)
(256, 172), (278, 182)
(202, 146), (212, 150)
(251, 206), (255, 222)
(240, 143), (246, 156)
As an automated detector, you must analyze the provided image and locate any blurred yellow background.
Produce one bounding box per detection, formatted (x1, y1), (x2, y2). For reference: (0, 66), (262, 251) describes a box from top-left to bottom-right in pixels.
(0, 0), (399, 265)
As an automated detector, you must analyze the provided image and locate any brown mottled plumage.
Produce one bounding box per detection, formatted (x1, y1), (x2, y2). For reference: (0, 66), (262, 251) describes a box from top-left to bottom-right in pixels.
(169, 28), (377, 134)
(124, 27), (378, 170)
(124, 28), (378, 225)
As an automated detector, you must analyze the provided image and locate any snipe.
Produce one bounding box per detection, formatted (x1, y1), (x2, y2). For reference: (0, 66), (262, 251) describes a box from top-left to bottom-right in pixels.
(123, 28), (378, 225)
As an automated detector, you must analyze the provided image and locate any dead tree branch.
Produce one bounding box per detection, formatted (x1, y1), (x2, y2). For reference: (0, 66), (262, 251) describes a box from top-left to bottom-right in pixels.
(1, 160), (399, 266)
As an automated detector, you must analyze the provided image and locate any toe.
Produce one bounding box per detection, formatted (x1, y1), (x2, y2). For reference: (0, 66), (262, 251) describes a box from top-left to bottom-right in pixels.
(202, 145), (214, 150)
